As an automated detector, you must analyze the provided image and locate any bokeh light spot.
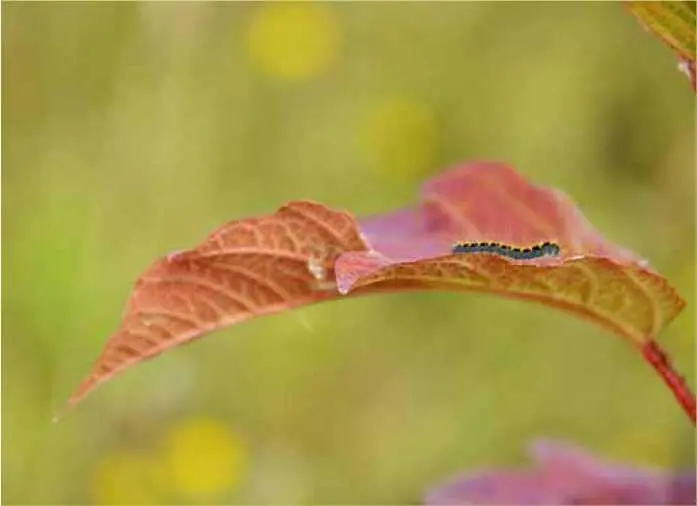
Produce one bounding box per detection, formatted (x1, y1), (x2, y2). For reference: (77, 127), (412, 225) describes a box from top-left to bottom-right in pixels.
(360, 97), (439, 181)
(159, 417), (246, 498)
(91, 451), (164, 505)
(247, 3), (339, 81)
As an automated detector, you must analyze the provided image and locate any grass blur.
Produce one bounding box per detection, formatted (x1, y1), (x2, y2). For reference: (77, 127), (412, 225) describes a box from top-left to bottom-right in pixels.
(2, 2), (695, 504)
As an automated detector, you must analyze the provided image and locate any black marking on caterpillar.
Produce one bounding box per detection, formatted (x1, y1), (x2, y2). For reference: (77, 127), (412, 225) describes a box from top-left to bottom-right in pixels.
(451, 241), (561, 260)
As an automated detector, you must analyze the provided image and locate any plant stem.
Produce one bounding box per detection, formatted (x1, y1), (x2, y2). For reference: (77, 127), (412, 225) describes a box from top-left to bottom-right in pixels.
(642, 339), (696, 425)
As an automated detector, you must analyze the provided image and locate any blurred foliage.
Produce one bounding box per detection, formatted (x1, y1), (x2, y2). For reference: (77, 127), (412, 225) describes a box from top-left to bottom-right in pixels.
(2, 3), (695, 505)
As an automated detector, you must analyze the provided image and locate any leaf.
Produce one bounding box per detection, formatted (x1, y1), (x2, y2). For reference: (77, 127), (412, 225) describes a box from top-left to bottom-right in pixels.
(625, 1), (697, 90)
(63, 201), (371, 413)
(425, 439), (696, 505)
(340, 162), (683, 345)
(63, 162), (687, 415)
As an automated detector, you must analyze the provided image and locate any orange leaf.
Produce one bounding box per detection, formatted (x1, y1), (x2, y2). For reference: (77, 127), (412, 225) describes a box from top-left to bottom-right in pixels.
(64, 201), (370, 413)
(63, 162), (689, 420)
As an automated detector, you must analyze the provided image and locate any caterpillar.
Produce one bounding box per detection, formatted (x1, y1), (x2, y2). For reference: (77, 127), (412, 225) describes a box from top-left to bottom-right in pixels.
(451, 241), (560, 260)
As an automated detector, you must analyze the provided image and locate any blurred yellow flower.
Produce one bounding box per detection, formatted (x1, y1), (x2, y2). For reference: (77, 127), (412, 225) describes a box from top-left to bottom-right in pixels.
(360, 97), (439, 181)
(91, 450), (164, 505)
(247, 3), (339, 81)
(159, 417), (246, 499)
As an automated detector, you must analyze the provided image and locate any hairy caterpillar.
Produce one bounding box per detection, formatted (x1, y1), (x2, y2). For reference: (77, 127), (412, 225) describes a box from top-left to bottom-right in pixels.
(451, 241), (560, 260)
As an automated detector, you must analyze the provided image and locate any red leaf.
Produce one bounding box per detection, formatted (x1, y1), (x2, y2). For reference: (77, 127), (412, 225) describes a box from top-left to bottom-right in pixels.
(63, 162), (689, 420)
(338, 163), (683, 345)
(63, 201), (371, 413)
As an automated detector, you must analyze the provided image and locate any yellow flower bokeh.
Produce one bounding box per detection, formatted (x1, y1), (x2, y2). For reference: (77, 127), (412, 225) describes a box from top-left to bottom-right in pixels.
(159, 417), (246, 499)
(247, 3), (339, 82)
(91, 451), (165, 505)
(92, 417), (246, 504)
(360, 97), (439, 181)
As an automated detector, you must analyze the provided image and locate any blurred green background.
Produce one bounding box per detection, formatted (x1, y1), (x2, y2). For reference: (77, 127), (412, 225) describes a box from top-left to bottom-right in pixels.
(2, 2), (695, 504)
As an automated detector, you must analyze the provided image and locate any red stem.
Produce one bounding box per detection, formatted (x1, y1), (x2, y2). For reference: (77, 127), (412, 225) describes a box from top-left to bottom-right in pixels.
(642, 340), (696, 425)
